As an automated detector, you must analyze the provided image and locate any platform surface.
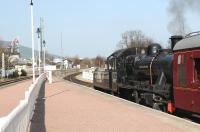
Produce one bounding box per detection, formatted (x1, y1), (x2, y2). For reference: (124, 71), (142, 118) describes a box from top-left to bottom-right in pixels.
(0, 79), (32, 117)
(30, 77), (200, 132)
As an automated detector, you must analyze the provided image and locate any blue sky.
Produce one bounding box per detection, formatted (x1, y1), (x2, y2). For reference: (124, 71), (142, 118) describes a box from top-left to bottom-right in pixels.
(0, 0), (200, 58)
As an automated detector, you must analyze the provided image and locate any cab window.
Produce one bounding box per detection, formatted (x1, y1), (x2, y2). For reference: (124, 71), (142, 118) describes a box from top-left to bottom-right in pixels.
(194, 58), (200, 81)
(177, 54), (187, 87)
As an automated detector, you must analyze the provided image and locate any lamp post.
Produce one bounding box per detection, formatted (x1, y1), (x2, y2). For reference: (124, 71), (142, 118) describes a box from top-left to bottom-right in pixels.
(1, 53), (5, 78)
(60, 32), (63, 70)
(43, 40), (46, 72)
(36, 28), (41, 75)
(30, 0), (35, 82)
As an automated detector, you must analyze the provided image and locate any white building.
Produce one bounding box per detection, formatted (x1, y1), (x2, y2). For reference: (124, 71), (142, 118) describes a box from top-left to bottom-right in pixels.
(63, 59), (73, 69)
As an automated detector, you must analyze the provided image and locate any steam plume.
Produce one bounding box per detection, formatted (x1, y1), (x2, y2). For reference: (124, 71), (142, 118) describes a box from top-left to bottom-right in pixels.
(167, 0), (200, 35)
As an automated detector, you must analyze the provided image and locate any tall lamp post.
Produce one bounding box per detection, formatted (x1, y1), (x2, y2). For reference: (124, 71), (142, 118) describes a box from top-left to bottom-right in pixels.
(1, 53), (5, 78)
(36, 28), (41, 75)
(30, 0), (35, 82)
(43, 40), (46, 72)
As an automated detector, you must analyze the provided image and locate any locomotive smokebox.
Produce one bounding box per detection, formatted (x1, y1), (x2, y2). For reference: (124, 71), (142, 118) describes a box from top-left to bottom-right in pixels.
(170, 35), (183, 49)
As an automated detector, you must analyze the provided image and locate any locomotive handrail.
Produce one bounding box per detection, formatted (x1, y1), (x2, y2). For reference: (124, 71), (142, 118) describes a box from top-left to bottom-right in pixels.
(185, 31), (200, 38)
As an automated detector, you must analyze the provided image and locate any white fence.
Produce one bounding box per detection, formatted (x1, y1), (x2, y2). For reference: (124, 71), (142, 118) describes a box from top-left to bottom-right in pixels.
(0, 74), (46, 132)
(82, 68), (95, 81)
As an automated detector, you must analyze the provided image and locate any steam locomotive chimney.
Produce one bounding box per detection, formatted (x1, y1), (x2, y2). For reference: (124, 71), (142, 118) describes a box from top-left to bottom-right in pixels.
(170, 35), (183, 49)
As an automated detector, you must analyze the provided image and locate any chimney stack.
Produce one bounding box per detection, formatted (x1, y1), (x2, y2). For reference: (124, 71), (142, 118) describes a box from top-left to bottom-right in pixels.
(170, 35), (183, 49)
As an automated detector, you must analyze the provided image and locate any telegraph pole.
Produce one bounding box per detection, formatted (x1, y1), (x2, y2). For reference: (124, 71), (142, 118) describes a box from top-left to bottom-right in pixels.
(43, 40), (46, 71)
(40, 18), (43, 67)
(30, 0), (35, 82)
(61, 32), (63, 58)
(39, 18), (46, 72)
(36, 28), (41, 75)
(61, 32), (63, 70)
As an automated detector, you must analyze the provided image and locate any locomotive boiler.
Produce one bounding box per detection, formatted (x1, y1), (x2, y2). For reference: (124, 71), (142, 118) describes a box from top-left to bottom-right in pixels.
(125, 44), (172, 84)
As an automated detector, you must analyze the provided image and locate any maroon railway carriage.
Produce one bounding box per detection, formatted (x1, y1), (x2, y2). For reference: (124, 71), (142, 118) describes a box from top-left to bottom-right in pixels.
(172, 32), (200, 115)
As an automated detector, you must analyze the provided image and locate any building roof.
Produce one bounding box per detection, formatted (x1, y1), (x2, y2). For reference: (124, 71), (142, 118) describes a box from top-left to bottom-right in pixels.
(173, 34), (200, 51)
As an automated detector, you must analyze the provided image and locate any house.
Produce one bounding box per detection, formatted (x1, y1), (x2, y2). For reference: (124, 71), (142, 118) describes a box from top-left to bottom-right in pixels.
(63, 58), (73, 69)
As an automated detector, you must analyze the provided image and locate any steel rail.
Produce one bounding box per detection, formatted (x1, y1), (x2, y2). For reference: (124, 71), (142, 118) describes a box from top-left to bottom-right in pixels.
(0, 76), (33, 87)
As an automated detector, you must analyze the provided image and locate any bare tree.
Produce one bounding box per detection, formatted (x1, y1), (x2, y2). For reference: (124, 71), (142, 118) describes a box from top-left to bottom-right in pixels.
(94, 55), (105, 68)
(80, 58), (92, 68)
(45, 51), (54, 65)
(69, 55), (81, 67)
(117, 30), (153, 49)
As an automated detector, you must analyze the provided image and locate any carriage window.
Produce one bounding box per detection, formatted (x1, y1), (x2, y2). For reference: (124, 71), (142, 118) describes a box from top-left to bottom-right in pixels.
(177, 55), (187, 87)
(194, 58), (200, 81)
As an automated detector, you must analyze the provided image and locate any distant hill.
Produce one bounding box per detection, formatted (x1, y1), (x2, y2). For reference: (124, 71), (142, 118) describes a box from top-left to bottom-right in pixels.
(19, 45), (36, 59)
(0, 41), (60, 59)
(19, 45), (60, 59)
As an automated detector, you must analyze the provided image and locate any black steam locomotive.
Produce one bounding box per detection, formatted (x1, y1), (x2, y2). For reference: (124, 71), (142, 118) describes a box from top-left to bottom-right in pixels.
(93, 36), (183, 112)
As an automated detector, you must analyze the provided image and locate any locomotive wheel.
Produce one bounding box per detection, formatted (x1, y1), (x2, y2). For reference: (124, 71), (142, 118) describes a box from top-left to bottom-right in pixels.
(153, 103), (161, 110)
(111, 90), (115, 96)
(163, 105), (167, 112)
(134, 91), (141, 104)
(119, 89), (126, 98)
(153, 103), (167, 112)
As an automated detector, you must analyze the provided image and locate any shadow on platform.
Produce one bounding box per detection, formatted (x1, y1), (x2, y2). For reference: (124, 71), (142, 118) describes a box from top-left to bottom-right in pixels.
(29, 81), (46, 132)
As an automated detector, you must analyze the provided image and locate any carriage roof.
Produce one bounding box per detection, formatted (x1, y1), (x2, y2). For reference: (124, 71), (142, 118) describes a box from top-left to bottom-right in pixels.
(173, 33), (200, 51)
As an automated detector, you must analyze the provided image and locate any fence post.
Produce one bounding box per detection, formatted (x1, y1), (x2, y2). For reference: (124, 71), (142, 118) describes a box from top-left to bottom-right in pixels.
(48, 71), (52, 84)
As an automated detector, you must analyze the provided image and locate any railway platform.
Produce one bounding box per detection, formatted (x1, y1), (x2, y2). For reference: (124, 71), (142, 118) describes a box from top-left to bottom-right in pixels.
(30, 76), (200, 132)
(0, 79), (32, 117)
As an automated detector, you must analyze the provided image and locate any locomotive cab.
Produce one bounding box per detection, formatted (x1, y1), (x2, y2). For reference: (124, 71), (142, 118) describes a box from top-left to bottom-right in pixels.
(93, 48), (137, 93)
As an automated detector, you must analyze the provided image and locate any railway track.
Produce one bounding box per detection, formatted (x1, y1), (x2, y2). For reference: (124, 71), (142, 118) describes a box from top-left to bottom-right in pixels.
(0, 76), (33, 87)
(64, 72), (93, 87)
(64, 72), (200, 124)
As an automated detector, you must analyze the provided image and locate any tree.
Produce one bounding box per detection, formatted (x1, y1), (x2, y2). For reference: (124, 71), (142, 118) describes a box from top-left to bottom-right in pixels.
(45, 51), (54, 65)
(94, 55), (105, 68)
(68, 55), (81, 68)
(117, 30), (153, 49)
(80, 58), (92, 68)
